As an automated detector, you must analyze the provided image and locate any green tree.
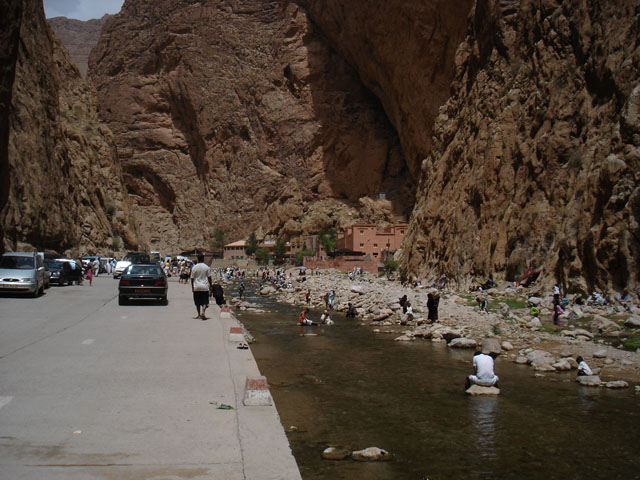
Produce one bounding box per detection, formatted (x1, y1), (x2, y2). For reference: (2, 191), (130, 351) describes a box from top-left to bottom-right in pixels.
(211, 228), (227, 251)
(255, 247), (271, 264)
(274, 237), (287, 260)
(384, 259), (399, 277)
(245, 231), (258, 256)
(294, 248), (315, 266)
(318, 228), (337, 254)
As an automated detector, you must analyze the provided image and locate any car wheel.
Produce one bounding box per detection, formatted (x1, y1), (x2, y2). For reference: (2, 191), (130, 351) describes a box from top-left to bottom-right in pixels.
(118, 295), (127, 305)
(161, 296), (168, 306)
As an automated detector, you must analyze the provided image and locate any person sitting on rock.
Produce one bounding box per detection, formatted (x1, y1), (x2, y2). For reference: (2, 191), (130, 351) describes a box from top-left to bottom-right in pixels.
(465, 351), (499, 389)
(298, 308), (317, 326)
(576, 356), (593, 376)
(405, 302), (414, 322)
(346, 303), (357, 318)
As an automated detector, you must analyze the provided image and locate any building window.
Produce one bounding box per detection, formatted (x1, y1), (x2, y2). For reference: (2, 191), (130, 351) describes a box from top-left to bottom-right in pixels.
(360, 230), (364, 234)
(373, 243), (378, 248)
(359, 243), (364, 248)
(373, 252), (378, 257)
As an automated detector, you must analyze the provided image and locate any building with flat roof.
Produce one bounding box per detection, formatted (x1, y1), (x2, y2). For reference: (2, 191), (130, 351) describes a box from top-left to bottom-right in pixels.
(223, 240), (247, 260)
(338, 224), (408, 261)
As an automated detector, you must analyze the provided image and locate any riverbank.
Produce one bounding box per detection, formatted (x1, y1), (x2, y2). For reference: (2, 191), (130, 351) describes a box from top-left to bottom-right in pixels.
(243, 268), (640, 389)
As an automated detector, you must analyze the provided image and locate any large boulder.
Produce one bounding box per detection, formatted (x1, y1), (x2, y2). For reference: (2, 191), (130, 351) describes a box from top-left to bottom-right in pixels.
(590, 315), (622, 335)
(351, 447), (392, 462)
(528, 297), (543, 306)
(605, 380), (629, 389)
(482, 338), (502, 354)
(625, 315), (640, 328)
(466, 385), (500, 395)
(260, 286), (276, 295)
(448, 338), (477, 348)
(576, 375), (602, 387)
(526, 350), (556, 365)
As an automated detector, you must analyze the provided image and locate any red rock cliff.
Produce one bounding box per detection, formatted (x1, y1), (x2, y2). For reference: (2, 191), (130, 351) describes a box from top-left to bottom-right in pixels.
(89, 0), (416, 252)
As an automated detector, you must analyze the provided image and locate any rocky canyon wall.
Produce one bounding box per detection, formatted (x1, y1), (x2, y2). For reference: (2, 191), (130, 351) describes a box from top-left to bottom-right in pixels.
(89, 0), (420, 253)
(401, 0), (640, 295)
(1, 0), (138, 255)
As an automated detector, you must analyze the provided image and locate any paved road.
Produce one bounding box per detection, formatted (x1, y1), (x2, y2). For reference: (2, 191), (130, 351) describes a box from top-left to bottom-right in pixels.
(0, 276), (301, 479)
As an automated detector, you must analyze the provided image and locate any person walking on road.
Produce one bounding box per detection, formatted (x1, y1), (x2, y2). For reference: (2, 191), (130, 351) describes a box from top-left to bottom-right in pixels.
(190, 253), (212, 320)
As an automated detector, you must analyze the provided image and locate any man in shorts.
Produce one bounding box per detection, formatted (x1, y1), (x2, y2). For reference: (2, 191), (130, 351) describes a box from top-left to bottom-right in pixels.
(190, 253), (212, 320)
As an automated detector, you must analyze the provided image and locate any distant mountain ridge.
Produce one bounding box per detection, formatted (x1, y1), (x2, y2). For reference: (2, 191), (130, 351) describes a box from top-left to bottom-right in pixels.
(47, 15), (110, 77)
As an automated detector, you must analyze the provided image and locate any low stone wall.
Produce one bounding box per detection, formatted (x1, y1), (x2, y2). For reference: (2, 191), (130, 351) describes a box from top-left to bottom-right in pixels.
(304, 257), (379, 274)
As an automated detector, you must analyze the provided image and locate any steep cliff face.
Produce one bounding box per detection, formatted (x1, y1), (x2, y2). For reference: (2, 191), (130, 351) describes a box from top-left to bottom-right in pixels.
(401, 0), (640, 294)
(47, 15), (110, 78)
(89, 0), (414, 252)
(2, 0), (138, 254)
(297, 0), (474, 176)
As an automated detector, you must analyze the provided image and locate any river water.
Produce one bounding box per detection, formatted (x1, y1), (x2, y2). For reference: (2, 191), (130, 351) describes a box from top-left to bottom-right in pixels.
(232, 282), (640, 480)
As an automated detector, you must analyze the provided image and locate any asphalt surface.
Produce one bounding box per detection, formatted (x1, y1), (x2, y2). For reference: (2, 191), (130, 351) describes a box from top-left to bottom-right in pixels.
(0, 276), (301, 480)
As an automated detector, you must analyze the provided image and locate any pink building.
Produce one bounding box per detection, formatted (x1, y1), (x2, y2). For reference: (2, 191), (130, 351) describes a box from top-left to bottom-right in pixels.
(339, 224), (408, 261)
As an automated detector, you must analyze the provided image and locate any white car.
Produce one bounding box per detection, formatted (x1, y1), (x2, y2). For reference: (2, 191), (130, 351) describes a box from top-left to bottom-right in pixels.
(113, 252), (150, 278)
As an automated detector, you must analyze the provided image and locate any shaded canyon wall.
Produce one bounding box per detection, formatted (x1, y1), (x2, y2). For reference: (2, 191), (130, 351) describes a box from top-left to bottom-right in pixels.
(400, 0), (640, 295)
(1, 0), (139, 255)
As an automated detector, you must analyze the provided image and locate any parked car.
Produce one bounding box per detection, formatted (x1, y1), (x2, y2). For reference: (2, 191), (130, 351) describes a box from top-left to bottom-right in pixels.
(0, 252), (46, 296)
(113, 252), (151, 279)
(55, 258), (84, 285)
(118, 263), (168, 305)
(44, 259), (74, 286)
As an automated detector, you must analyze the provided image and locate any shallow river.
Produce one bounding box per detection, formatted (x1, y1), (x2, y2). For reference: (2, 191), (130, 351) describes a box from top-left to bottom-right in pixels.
(233, 282), (640, 480)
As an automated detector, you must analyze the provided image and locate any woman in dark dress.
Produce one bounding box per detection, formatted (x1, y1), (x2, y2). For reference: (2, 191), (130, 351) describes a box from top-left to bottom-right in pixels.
(427, 292), (440, 322)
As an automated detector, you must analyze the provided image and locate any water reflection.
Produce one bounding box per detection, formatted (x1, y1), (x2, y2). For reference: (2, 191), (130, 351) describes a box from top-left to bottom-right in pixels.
(233, 280), (640, 480)
(469, 396), (498, 461)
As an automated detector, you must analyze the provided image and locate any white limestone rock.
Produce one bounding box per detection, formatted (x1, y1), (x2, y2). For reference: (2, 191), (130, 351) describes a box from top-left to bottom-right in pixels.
(605, 380), (629, 389)
(466, 385), (501, 395)
(501, 341), (514, 351)
(624, 315), (640, 328)
(351, 447), (392, 462)
(576, 375), (602, 387)
(322, 447), (350, 460)
(449, 338), (478, 348)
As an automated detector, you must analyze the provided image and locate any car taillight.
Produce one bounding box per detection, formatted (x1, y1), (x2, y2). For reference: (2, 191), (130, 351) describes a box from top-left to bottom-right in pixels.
(154, 280), (166, 286)
(120, 280), (130, 286)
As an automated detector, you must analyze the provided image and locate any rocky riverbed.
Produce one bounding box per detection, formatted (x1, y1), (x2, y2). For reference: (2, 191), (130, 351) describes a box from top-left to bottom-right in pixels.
(247, 269), (640, 389)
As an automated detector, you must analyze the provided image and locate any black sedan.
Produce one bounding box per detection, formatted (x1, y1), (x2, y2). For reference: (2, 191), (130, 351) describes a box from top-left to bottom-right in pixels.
(118, 264), (168, 305)
(44, 260), (73, 286)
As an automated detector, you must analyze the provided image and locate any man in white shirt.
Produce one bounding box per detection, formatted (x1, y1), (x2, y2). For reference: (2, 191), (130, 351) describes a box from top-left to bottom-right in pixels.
(190, 253), (212, 320)
(466, 351), (499, 389)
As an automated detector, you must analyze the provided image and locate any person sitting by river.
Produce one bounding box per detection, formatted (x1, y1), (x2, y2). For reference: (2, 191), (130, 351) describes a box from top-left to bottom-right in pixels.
(465, 351), (499, 390)
(346, 303), (357, 318)
(320, 310), (334, 325)
(298, 309), (317, 326)
(576, 356), (593, 376)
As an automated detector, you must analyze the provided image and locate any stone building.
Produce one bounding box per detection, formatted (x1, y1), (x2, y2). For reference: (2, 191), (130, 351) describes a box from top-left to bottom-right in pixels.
(339, 224), (408, 261)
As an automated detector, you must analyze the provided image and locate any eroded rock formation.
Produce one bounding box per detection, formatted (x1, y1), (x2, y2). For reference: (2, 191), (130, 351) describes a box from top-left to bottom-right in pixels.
(89, 0), (417, 253)
(48, 15), (110, 78)
(401, 0), (640, 294)
(1, 0), (138, 254)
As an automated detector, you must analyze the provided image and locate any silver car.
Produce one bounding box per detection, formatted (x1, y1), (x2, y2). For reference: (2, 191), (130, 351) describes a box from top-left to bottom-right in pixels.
(0, 252), (46, 296)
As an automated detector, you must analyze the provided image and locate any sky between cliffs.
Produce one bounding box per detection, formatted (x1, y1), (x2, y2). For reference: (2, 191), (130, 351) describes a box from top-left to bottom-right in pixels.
(44, 0), (124, 21)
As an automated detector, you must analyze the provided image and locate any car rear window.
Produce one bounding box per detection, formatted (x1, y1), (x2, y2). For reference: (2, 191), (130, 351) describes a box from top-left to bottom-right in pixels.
(128, 265), (162, 275)
(45, 260), (63, 269)
(0, 256), (35, 269)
